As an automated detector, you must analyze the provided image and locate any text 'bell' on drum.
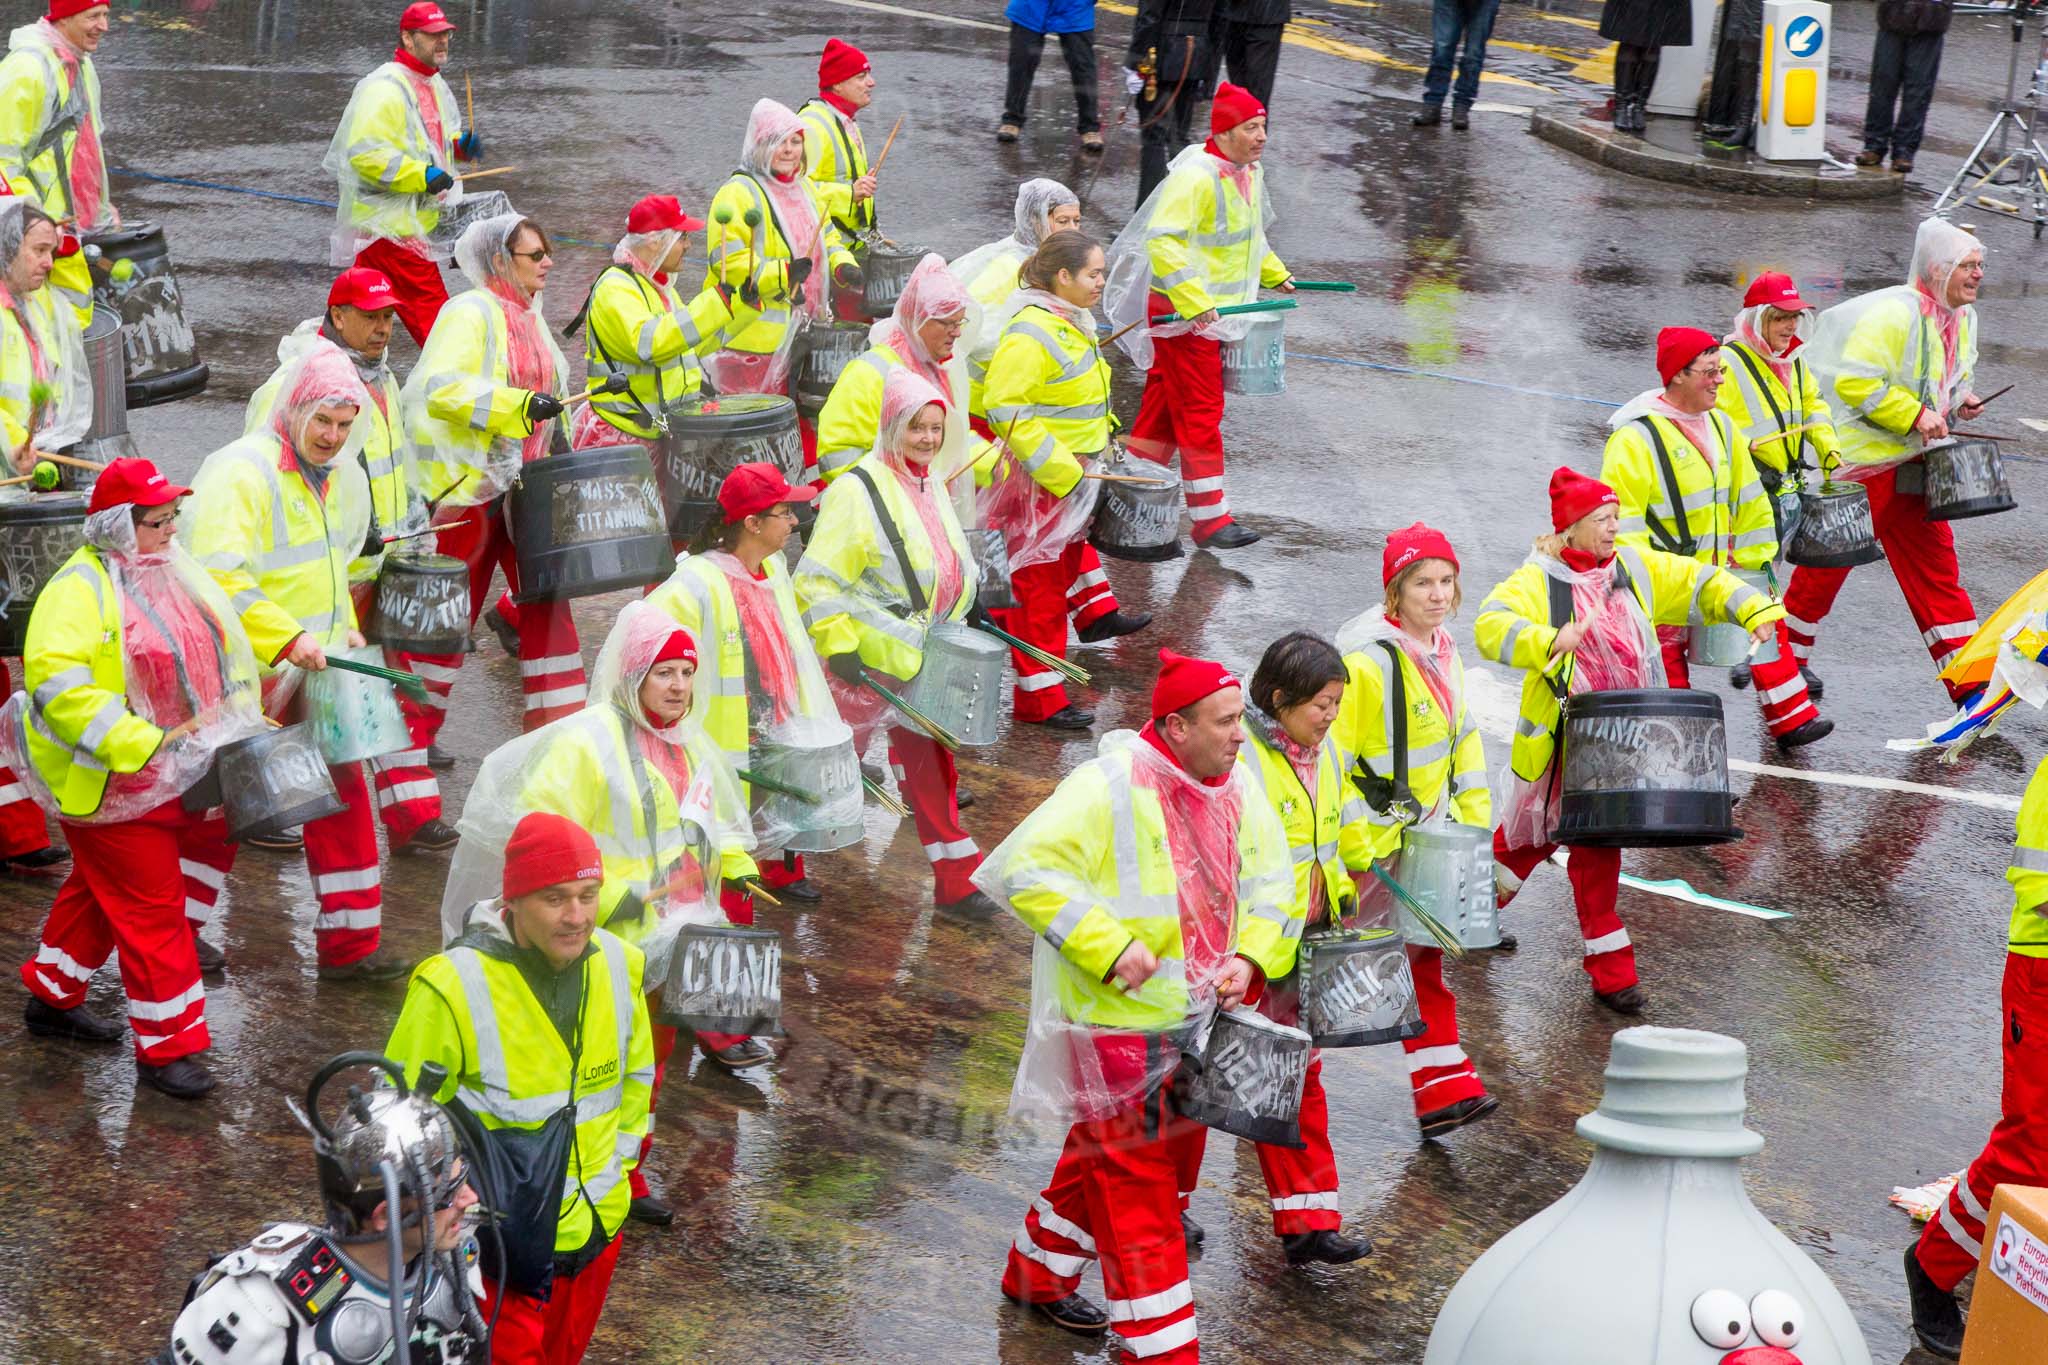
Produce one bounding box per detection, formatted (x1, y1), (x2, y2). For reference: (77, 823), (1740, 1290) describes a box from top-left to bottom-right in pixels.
(1176, 1006), (1312, 1148)
(1920, 439), (2017, 522)
(793, 323), (872, 418)
(656, 922), (784, 1035)
(858, 243), (928, 321)
(660, 395), (805, 539)
(304, 647), (413, 765)
(1786, 480), (1884, 569)
(0, 493), (86, 657)
(1090, 456), (1183, 563)
(1220, 314), (1286, 397)
(1393, 822), (1501, 950)
(1554, 689), (1737, 849)
(84, 222), (208, 407)
(508, 445), (673, 603)
(967, 528), (1017, 610)
(372, 553), (471, 655)
(1300, 928), (1425, 1047)
(752, 715), (864, 854)
(1687, 568), (1778, 669)
(196, 723), (346, 843)
(902, 621), (1006, 747)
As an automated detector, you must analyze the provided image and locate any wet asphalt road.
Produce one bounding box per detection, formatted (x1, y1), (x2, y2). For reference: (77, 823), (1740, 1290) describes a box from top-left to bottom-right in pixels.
(1, 0), (2044, 1361)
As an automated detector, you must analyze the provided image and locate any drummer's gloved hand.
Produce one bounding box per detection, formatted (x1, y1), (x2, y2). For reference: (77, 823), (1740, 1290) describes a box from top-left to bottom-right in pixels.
(361, 522), (385, 559)
(424, 166), (455, 194)
(784, 257), (816, 292)
(612, 890), (646, 926)
(738, 277), (763, 310)
(827, 651), (866, 685)
(525, 391), (564, 423)
(453, 131), (483, 162)
(832, 260), (864, 291)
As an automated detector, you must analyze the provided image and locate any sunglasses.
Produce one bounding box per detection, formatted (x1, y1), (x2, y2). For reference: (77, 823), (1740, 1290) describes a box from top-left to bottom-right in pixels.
(509, 248), (552, 263)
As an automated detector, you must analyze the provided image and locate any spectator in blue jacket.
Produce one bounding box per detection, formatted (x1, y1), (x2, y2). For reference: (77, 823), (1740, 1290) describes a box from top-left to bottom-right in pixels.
(999, 0), (1104, 151)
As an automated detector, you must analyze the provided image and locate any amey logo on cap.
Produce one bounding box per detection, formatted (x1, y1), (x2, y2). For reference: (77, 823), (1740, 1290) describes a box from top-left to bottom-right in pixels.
(1390, 546), (1423, 573)
(575, 862), (602, 882)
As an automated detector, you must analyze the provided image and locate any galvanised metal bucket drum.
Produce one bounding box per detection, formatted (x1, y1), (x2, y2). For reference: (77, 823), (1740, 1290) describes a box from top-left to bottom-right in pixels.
(68, 306), (136, 472)
(1393, 822), (1502, 950)
(1175, 1006), (1312, 1148)
(902, 621), (1005, 747)
(656, 922), (784, 1036)
(1220, 313), (1286, 397)
(1688, 569), (1779, 668)
(508, 445), (672, 603)
(1299, 928), (1425, 1047)
(1554, 689), (1737, 849)
(751, 715), (863, 854)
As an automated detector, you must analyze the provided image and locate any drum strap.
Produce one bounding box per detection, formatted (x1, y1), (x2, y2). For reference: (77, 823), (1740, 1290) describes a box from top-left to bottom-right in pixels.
(565, 266), (662, 427)
(1728, 344), (1803, 482)
(1350, 641), (1416, 819)
(847, 465), (928, 616)
(1542, 559), (1635, 702)
(1635, 417), (1699, 558)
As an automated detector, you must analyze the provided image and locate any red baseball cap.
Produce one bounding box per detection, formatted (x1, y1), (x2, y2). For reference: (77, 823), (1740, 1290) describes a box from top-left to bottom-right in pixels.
(1742, 271), (1813, 313)
(1150, 648), (1239, 720)
(88, 457), (190, 514)
(502, 812), (603, 902)
(400, 2), (456, 33)
(628, 194), (706, 236)
(718, 462), (818, 522)
(327, 267), (398, 313)
(1382, 522), (1459, 586)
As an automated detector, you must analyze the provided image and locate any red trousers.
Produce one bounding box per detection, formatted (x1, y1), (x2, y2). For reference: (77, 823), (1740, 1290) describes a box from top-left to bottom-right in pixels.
(437, 501), (586, 732)
(354, 238), (449, 348)
(303, 760), (384, 967)
(349, 581), (463, 842)
(992, 543), (1119, 721)
(688, 883), (758, 1058)
(0, 661), (51, 858)
(1782, 467), (1979, 702)
(1915, 952), (2048, 1289)
(1127, 292), (1234, 542)
(1402, 943), (1488, 1117)
(1493, 829), (1634, 993)
(1003, 1082), (1204, 1364)
(1255, 1053), (1340, 1235)
(21, 799), (232, 1061)
(480, 1232), (623, 1365)
(758, 851), (808, 889)
(887, 725), (983, 903)
(1657, 621), (1818, 738)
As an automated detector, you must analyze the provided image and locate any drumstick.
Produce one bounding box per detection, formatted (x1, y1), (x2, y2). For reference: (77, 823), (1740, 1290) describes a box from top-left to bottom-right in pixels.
(1101, 316), (1149, 349)
(971, 618), (1090, 684)
(1750, 418), (1831, 448)
(1369, 864), (1467, 960)
(1082, 470), (1172, 487)
(36, 451), (104, 473)
(465, 72), (475, 134)
(0, 472), (33, 487)
(380, 525), (441, 546)
(736, 767), (822, 804)
(563, 375), (632, 411)
(1949, 429), (2015, 441)
(862, 774), (911, 817)
(741, 879), (784, 908)
(857, 669), (959, 749)
(1974, 383), (2014, 409)
(870, 114), (905, 176)
(454, 165), (519, 183)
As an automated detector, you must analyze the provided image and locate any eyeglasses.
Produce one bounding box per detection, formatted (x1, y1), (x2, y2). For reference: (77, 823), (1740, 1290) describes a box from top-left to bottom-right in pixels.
(139, 511), (179, 529)
(509, 248), (552, 263)
(1685, 364), (1726, 382)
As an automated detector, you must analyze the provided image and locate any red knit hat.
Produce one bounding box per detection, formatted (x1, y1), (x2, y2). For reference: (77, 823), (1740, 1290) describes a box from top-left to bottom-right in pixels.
(1211, 82), (1266, 135)
(1382, 522), (1459, 586)
(628, 193), (705, 235)
(1151, 648), (1240, 720)
(650, 627), (698, 669)
(45, 0), (107, 20)
(1656, 326), (1721, 386)
(820, 37), (869, 89)
(1742, 271), (1813, 312)
(1549, 466), (1619, 532)
(502, 812), (603, 902)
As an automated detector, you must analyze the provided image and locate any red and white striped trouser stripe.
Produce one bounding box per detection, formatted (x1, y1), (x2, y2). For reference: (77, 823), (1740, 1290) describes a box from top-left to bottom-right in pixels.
(0, 661), (51, 857)
(302, 761), (383, 968)
(1065, 545), (1118, 626)
(368, 649), (463, 840)
(1403, 943), (1489, 1116)
(1493, 830), (1635, 994)
(1658, 624), (1818, 738)
(887, 728), (982, 904)
(1127, 292), (1233, 541)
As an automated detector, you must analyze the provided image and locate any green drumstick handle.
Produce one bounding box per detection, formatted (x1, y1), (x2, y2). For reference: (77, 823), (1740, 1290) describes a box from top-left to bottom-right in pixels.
(1151, 298), (1300, 326)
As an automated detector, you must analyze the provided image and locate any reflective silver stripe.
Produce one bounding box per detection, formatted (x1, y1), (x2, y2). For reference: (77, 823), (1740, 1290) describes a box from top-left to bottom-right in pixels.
(635, 315), (663, 362)
(257, 540), (332, 573)
(1106, 767), (1184, 920)
(1497, 617), (1529, 663)
(1725, 583), (1766, 619)
(1154, 265), (1198, 290)
(1730, 527), (1777, 551)
(1023, 401), (1108, 424)
(31, 665), (91, 710)
(230, 587), (268, 612)
(449, 947), (575, 1125)
(1018, 432), (1061, 474)
(2013, 846), (2048, 874)
(1010, 318), (1098, 385)
(1045, 895), (1095, 949)
(1514, 714), (1546, 739)
(818, 445), (864, 476)
(76, 695), (129, 755)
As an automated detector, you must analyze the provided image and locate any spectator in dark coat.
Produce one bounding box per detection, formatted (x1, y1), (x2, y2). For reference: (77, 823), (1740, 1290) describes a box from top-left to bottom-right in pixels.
(1599, 0), (1691, 134)
(1129, 0), (1218, 204)
(1857, 0), (1952, 173)
(1412, 0), (1505, 131)
(1216, 0), (1289, 109)
(1701, 0), (1763, 146)
(999, 0), (1104, 150)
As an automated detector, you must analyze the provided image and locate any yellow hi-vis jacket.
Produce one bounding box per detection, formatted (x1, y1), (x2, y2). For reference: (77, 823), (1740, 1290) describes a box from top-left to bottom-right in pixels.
(979, 304), (1107, 500)
(1716, 341), (1841, 477)
(515, 704), (758, 943)
(794, 454), (978, 683)
(0, 285), (69, 453)
(388, 905), (654, 1256)
(2009, 757), (2048, 958)
(993, 738), (1297, 1030)
(701, 172), (854, 359)
(1147, 157), (1290, 318)
(1234, 718), (1359, 978)
(21, 547), (251, 818)
(798, 98), (875, 237)
(959, 244), (1028, 412)
(815, 341), (907, 483)
(1600, 410), (1779, 571)
(328, 60), (460, 254)
(404, 289), (567, 508)
(1475, 546), (1783, 783)
(645, 553), (810, 768)
(188, 435), (367, 667)
(1331, 637), (1491, 866)
(1827, 292), (1977, 470)
(0, 27), (109, 224)
(583, 265), (732, 441)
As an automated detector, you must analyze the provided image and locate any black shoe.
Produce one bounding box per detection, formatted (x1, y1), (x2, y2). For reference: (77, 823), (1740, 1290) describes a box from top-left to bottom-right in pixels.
(192, 935), (226, 975)
(1411, 103), (1443, 127)
(1036, 705), (1096, 731)
(937, 890), (1001, 920)
(1596, 983), (1647, 1015)
(1182, 1211), (1205, 1247)
(318, 947), (414, 983)
(1418, 1093), (1499, 1139)
(1903, 1243), (1965, 1358)
(775, 877), (825, 903)
(954, 784), (975, 811)
(426, 744), (457, 770)
(1487, 928), (1518, 952)
(138, 1056), (217, 1100)
(1282, 1229), (1373, 1265)
(2, 845), (69, 873)
(1076, 609), (1152, 644)
(1729, 663), (1752, 689)
(394, 818), (461, 854)
(484, 606), (520, 658)
(1801, 665), (1824, 699)
(241, 827), (303, 852)
(1198, 523), (1261, 550)
(1451, 103), (1471, 131)
(24, 996), (123, 1044)
(701, 1037), (776, 1071)
(628, 1194), (676, 1227)
(1777, 717), (1833, 751)
(1007, 1291), (1108, 1336)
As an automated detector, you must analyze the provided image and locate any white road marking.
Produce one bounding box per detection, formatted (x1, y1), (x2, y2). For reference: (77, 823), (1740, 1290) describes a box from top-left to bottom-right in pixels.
(811, 0), (1008, 30)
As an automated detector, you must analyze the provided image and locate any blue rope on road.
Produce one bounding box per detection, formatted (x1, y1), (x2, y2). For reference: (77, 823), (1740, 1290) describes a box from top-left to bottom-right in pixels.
(112, 164), (337, 210)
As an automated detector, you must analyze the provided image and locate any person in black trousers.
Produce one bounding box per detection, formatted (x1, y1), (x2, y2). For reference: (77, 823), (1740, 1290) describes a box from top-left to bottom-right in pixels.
(1701, 0), (1763, 146)
(1000, 0), (1105, 149)
(1599, 0), (1691, 134)
(1130, 0), (1217, 204)
(1857, 0), (1952, 173)
(1218, 0), (1289, 108)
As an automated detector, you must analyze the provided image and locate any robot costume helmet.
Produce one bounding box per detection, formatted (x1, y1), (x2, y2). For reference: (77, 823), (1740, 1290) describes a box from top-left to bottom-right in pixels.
(313, 1085), (466, 1240)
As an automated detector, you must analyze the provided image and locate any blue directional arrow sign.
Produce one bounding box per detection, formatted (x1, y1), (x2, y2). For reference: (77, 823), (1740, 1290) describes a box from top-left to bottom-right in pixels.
(1785, 16), (1824, 57)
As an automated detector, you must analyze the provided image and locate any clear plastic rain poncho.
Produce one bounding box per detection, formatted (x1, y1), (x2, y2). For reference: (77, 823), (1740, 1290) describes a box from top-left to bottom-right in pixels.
(0, 497), (266, 824)
(951, 177), (1079, 366)
(977, 729), (1289, 1123)
(440, 602), (753, 970)
(0, 200), (90, 450)
(976, 282), (1103, 571)
(4, 20), (114, 231)
(1726, 299), (1813, 389)
(870, 254), (981, 484)
(319, 49), (478, 264)
(1103, 143), (1277, 372)
(1496, 546), (1664, 851)
(1807, 218), (1982, 475)
(700, 100), (828, 398)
